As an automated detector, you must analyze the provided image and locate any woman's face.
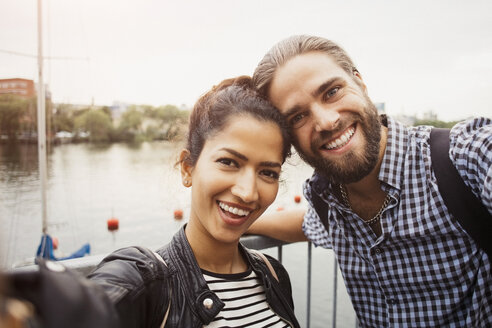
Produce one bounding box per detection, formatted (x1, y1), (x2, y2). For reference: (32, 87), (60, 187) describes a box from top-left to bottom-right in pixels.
(182, 114), (284, 245)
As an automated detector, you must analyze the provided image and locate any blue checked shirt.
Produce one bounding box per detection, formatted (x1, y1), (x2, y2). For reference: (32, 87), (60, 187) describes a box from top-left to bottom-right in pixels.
(302, 117), (492, 327)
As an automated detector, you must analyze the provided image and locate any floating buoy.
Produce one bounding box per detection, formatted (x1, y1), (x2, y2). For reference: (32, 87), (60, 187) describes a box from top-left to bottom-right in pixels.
(174, 209), (183, 220)
(52, 237), (59, 250)
(294, 195), (301, 203)
(276, 206), (284, 211)
(107, 217), (119, 231)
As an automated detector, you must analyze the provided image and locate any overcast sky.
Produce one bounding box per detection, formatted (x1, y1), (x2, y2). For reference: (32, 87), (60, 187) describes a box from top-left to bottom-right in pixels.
(1, 0), (491, 121)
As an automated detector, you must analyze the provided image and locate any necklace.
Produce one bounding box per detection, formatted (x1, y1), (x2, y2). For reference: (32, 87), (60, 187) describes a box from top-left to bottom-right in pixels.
(339, 184), (391, 226)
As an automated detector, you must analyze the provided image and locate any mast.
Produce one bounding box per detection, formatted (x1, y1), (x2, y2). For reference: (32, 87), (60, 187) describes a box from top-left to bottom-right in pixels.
(37, 0), (48, 234)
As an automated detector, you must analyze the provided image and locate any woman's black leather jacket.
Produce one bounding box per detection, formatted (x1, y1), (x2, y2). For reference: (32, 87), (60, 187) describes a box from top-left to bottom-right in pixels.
(88, 226), (300, 328)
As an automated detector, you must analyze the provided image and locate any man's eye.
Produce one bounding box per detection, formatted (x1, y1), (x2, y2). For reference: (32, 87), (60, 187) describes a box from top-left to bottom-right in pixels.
(290, 113), (307, 128)
(324, 87), (339, 101)
(217, 158), (238, 167)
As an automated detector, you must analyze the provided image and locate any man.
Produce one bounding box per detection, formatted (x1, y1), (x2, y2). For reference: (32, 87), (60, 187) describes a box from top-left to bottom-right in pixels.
(249, 35), (492, 327)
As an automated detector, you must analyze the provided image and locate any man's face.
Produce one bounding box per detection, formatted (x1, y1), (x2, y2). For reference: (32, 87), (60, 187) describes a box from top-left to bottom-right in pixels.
(268, 51), (382, 184)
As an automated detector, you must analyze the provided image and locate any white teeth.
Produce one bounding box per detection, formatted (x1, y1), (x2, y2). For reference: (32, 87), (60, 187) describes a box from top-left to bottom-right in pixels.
(218, 202), (250, 217)
(324, 127), (355, 150)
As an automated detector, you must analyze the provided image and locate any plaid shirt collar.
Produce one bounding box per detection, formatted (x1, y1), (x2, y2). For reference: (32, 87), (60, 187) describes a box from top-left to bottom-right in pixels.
(377, 116), (408, 191)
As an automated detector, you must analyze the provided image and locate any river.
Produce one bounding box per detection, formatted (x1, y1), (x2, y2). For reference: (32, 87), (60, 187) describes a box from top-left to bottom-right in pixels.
(0, 141), (356, 327)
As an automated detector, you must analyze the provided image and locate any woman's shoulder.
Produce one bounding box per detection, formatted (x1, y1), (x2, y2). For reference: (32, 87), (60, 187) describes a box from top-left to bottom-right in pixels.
(93, 246), (167, 273)
(88, 246), (170, 299)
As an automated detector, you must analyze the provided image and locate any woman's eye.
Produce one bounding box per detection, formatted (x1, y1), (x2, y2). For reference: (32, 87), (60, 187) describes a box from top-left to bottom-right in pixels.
(217, 158), (238, 168)
(260, 170), (279, 180)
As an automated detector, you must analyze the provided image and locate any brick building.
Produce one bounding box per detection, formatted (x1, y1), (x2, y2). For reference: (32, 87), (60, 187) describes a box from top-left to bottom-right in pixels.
(0, 78), (35, 98)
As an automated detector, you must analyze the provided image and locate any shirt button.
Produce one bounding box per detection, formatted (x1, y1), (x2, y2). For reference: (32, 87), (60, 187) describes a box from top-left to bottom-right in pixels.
(373, 247), (383, 255)
(203, 298), (213, 309)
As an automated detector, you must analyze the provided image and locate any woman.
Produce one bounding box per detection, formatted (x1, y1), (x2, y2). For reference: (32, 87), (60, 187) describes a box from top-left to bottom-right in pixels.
(87, 76), (300, 327)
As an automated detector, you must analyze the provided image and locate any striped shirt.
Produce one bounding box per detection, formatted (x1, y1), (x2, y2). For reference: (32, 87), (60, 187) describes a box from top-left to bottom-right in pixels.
(302, 117), (492, 327)
(202, 268), (291, 328)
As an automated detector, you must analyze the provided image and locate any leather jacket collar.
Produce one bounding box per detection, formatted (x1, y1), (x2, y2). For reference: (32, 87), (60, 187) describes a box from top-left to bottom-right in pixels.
(157, 225), (299, 327)
(162, 226), (225, 323)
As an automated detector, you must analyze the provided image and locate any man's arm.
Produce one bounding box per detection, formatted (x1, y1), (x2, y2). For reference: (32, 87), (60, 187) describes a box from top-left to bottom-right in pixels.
(450, 118), (492, 212)
(248, 208), (308, 242)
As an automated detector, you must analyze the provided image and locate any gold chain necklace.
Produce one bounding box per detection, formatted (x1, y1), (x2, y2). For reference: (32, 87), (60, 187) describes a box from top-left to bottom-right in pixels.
(339, 184), (391, 226)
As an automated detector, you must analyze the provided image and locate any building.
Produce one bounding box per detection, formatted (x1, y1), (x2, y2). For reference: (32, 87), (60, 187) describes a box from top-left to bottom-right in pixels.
(0, 78), (35, 98)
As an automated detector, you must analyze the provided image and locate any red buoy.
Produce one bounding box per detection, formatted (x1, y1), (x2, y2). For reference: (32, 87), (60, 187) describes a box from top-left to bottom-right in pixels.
(174, 209), (183, 220)
(107, 217), (119, 231)
(294, 195), (302, 203)
(52, 237), (59, 250)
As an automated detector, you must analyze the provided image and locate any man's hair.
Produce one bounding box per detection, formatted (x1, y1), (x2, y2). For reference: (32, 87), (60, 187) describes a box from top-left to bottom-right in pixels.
(252, 35), (358, 97)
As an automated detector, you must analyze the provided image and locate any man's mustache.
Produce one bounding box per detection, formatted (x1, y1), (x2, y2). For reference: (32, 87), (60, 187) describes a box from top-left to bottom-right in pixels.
(311, 118), (358, 150)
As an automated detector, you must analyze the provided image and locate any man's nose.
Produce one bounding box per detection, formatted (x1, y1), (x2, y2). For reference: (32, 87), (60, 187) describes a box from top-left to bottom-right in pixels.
(312, 103), (340, 132)
(231, 170), (259, 203)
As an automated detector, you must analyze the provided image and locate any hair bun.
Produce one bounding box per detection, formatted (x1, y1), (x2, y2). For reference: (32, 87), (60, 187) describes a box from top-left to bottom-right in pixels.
(213, 75), (252, 92)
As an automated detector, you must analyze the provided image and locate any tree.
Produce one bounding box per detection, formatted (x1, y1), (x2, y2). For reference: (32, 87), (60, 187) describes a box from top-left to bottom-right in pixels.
(414, 119), (459, 128)
(115, 108), (143, 142)
(152, 105), (190, 140)
(0, 95), (29, 140)
(75, 108), (113, 142)
(52, 103), (75, 132)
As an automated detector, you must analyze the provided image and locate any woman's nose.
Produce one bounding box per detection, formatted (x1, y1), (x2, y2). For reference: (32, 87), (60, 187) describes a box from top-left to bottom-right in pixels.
(231, 171), (259, 203)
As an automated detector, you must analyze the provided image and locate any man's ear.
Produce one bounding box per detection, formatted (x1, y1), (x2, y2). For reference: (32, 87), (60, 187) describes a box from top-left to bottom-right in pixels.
(179, 149), (193, 187)
(353, 70), (368, 93)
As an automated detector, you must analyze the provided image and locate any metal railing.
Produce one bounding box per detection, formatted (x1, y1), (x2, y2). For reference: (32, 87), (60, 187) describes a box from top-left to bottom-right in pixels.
(242, 235), (344, 328)
(16, 235), (357, 328)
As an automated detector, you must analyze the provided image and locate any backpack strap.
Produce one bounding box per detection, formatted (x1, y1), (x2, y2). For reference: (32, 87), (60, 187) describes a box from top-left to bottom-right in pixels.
(430, 128), (492, 260)
(248, 249), (279, 282)
(152, 251), (171, 328)
(311, 187), (330, 233)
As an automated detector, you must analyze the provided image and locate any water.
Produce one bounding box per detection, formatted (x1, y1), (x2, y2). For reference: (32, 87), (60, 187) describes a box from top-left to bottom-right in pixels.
(0, 141), (356, 327)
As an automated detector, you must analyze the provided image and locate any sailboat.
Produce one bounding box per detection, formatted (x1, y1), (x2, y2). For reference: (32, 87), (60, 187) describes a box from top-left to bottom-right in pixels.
(34, 0), (90, 262)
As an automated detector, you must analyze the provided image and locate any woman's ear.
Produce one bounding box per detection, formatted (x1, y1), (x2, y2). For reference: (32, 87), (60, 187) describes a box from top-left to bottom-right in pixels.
(179, 149), (193, 187)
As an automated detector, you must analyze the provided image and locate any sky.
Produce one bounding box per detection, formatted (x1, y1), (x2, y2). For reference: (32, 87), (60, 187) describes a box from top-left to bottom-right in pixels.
(1, 0), (491, 121)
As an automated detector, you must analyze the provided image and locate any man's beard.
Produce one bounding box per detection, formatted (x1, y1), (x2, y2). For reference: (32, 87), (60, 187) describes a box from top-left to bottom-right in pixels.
(293, 100), (382, 185)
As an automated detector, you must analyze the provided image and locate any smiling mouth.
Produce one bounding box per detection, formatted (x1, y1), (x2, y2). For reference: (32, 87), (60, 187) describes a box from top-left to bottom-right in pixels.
(218, 201), (252, 218)
(320, 125), (356, 150)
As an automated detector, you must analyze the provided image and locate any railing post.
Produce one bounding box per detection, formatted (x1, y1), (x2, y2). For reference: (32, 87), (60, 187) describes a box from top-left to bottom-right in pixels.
(332, 255), (338, 328)
(307, 242), (312, 328)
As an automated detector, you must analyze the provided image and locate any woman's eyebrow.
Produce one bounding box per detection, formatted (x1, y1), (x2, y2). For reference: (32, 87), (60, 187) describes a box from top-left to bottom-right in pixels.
(220, 148), (281, 167)
(220, 148), (248, 161)
(260, 161), (281, 168)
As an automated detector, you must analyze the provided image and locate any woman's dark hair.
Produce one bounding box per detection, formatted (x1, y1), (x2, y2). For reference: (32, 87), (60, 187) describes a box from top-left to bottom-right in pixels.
(184, 76), (291, 165)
